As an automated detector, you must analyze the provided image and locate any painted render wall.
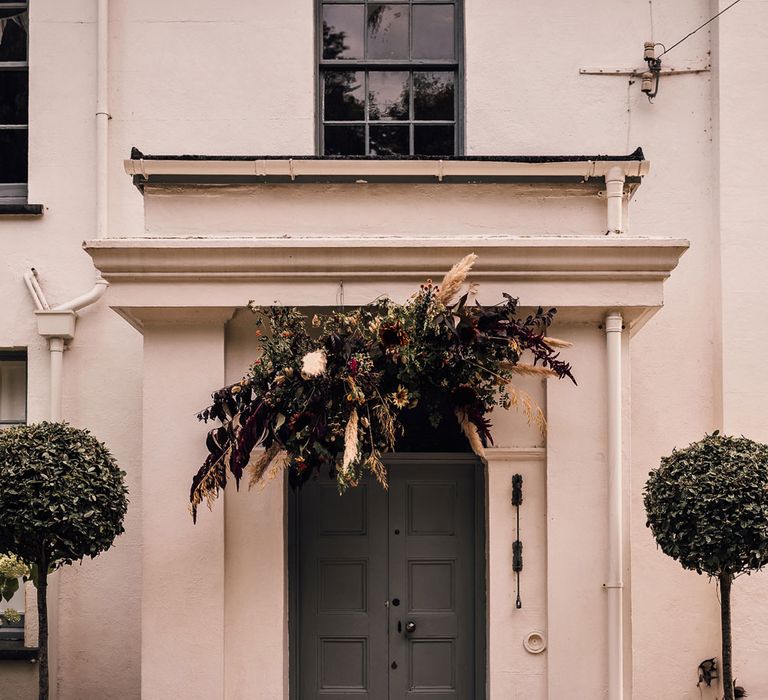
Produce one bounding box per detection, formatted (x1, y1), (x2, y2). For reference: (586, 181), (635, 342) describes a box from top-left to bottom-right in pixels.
(1, 0), (766, 698)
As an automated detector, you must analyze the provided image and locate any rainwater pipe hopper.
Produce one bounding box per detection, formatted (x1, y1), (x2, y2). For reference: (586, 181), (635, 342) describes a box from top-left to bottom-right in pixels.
(24, 270), (109, 421)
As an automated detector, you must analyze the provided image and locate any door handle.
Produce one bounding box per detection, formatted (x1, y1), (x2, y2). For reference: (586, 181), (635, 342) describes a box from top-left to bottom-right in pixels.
(405, 621), (416, 634)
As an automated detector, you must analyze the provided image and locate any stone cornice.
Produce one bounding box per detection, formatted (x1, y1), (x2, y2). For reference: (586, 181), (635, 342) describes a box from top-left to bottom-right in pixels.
(85, 236), (687, 282)
(83, 236), (688, 333)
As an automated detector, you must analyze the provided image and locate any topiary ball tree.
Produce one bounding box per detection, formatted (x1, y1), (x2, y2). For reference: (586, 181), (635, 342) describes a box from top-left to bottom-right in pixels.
(644, 432), (768, 700)
(0, 422), (128, 700)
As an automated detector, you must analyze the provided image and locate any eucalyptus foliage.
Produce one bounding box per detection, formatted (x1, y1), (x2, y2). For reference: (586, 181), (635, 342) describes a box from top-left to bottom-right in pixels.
(0, 422), (128, 700)
(644, 432), (768, 700)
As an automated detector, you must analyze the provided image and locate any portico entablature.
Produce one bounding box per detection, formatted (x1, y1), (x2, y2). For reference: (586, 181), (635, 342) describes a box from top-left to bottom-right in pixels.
(84, 235), (688, 333)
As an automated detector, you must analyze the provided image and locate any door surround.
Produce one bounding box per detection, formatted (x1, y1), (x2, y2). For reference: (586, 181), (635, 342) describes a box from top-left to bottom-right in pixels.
(287, 453), (487, 699)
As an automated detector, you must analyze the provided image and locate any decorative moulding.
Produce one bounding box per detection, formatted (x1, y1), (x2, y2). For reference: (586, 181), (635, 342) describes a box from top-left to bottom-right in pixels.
(85, 236), (687, 282)
(486, 447), (546, 462)
(83, 235), (688, 333)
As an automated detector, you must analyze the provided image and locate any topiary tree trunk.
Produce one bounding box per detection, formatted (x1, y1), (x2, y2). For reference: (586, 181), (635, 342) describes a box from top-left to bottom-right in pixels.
(720, 573), (733, 700)
(37, 548), (49, 700)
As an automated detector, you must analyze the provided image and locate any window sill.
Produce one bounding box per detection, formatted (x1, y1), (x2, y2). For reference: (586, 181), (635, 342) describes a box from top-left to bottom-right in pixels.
(0, 203), (43, 217)
(0, 641), (38, 661)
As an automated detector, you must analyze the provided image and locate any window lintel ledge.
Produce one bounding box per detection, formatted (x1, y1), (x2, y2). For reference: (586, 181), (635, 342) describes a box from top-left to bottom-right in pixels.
(0, 203), (43, 217)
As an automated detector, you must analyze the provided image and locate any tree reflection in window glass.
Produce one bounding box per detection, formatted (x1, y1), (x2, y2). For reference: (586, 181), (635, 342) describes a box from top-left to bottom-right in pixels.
(323, 5), (364, 60)
(370, 123), (409, 155)
(367, 4), (409, 60)
(414, 72), (454, 121)
(369, 72), (409, 121)
(324, 71), (365, 121)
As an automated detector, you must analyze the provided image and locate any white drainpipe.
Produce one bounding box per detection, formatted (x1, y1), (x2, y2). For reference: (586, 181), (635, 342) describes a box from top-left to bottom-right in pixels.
(95, 0), (110, 239)
(23, 273), (108, 700)
(605, 312), (624, 700)
(19, 3), (110, 694)
(605, 166), (626, 234)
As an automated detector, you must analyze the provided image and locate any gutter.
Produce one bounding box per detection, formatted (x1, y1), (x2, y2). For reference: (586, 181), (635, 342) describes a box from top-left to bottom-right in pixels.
(124, 155), (649, 183)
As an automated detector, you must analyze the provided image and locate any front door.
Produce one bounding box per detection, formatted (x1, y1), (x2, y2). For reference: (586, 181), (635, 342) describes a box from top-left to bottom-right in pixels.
(291, 454), (484, 699)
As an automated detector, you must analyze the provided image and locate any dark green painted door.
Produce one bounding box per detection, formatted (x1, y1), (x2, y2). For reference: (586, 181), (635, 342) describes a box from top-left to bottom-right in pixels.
(294, 455), (482, 699)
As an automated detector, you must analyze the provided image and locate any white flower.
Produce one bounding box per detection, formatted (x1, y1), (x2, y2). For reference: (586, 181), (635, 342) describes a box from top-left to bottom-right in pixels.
(301, 349), (327, 379)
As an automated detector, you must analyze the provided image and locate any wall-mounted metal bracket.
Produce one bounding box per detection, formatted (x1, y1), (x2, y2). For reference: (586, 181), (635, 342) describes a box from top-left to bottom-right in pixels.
(512, 474), (523, 609)
(579, 65), (710, 77)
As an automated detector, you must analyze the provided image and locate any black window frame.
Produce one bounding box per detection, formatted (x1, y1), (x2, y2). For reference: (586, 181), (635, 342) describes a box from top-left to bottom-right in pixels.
(0, 0), (29, 202)
(316, 0), (465, 157)
(0, 348), (27, 427)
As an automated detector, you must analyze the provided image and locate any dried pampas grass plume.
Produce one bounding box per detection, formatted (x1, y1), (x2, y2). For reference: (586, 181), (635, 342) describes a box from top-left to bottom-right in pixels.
(543, 336), (572, 348)
(342, 408), (359, 475)
(301, 349), (327, 378)
(507, 385), (547, 436)
(436, 253), (478, 305)
(456, 409), (486, 459)
(248, 444), (281, 488)
(504, 363), (558, 378)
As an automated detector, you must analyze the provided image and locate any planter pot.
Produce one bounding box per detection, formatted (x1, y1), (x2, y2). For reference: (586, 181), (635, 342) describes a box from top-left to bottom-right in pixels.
(0, 613), (24, 628)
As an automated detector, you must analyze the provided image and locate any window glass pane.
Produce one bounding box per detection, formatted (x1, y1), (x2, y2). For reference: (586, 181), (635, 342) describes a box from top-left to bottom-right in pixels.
(324, 71), (365, 120)
(0, 357), (25, 423)
(0, 129), (26, 182)
(413, 71), (454, 120)
(0, 12), (26, 60)
(324, 125), (366, 155)
(367, 4), (409, 60)
(414, 124), (454, 156)
(0, 69), (27, 123)
(370, 123), (409, 156)
(323, 4), (364, 60)
(412, 5), (454, 60)
(368, 71), (409, 120)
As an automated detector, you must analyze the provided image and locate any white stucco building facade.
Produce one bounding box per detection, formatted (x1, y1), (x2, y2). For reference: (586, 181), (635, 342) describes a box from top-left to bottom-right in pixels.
(1, 1), (767, 699)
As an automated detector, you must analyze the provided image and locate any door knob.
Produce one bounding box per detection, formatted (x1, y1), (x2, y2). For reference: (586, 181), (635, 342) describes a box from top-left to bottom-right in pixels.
(405, 621), (416, 634)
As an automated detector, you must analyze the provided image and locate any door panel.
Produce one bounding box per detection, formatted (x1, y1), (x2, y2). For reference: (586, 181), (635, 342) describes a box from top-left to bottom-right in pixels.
(388, 461), (476, 699)
(298, 481), (389, 699)
(294, 456), (481, 699)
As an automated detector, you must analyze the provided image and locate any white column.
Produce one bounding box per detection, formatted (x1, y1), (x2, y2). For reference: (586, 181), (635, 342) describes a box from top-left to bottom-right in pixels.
(222, 312), (289, 699)
(545, 325), (608, 699)
(141, 316), (227, 700)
